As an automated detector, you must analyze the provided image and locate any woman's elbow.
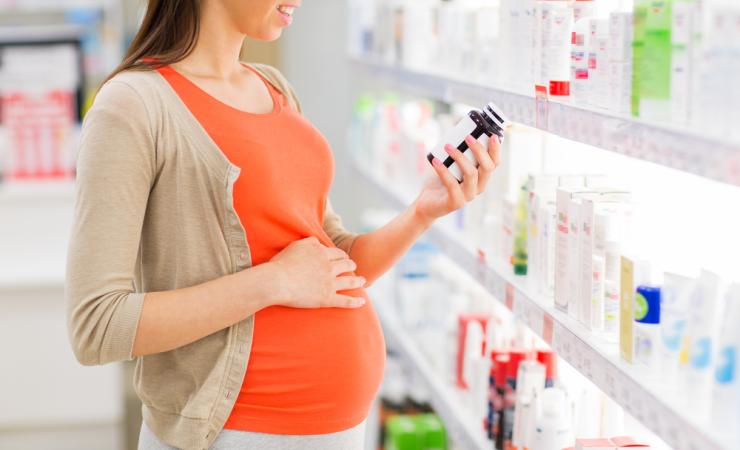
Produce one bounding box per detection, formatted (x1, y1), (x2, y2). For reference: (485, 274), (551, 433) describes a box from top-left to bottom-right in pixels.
(69, 333), (102, 366)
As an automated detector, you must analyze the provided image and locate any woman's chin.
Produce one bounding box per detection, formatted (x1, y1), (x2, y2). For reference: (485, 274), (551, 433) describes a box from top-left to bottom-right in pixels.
(247, 28), (284, 42)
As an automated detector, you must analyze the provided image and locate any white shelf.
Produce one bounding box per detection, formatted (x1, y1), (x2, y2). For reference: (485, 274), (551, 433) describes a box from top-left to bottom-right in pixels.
(354, 163), (735, 450)
(375, 300), (490, 450)
(0, 271), (65, 292)
(350, 58), (740, 188)
(0, 179), (75, 204)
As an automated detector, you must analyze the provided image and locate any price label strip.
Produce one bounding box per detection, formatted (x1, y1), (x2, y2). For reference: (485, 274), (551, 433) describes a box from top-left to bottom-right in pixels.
(542, 313), (554, 345)
(505, 283), (514, 311)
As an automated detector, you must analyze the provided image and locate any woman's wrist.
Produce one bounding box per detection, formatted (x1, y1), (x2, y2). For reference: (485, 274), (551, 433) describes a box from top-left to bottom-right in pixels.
(410, 200), (435, 231)
(232, 262), (286, 312)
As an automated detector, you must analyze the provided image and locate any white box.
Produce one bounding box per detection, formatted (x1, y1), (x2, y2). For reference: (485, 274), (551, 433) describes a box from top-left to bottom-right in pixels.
(527, 175), (559, 292)
(579, 193), (632, 328)
(535, 198), (557, 296)
(608, 12), (633, 61)
(555, 186), (598, 313)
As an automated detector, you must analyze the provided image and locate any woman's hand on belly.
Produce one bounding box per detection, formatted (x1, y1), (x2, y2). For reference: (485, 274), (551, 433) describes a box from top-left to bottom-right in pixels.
(265, 237), (367, 309)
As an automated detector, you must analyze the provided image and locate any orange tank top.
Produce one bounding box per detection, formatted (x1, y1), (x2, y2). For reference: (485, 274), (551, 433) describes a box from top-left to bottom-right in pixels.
(158, 65), (385, 435)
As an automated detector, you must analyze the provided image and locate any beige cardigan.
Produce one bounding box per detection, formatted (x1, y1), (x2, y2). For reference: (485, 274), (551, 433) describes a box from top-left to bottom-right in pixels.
(65, 64), (357, 450)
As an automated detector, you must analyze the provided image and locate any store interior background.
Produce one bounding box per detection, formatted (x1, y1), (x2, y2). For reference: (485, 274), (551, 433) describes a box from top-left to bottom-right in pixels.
(3, 0), (740, 449)
(0, 1), (371, 449)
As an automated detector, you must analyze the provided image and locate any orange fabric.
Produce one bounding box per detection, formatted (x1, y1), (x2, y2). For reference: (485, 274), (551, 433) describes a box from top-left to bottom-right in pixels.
(158, 65), (385, 435)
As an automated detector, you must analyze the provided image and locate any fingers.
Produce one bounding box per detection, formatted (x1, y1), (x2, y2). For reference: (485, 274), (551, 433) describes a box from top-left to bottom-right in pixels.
(445, 142), (477, 201)
(466, 135), (496, 194)
(431, 155), (465, 208)
(331, 258), (358, 276)
(334, 274), (367, 292)
(325, 246), (349, 261)
(326, 294), (366, 309)
(489, 132), (501, 168)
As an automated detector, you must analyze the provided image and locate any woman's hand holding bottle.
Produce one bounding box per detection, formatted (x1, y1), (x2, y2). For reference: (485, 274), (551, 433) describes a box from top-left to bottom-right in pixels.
(412, 134), (501, 225)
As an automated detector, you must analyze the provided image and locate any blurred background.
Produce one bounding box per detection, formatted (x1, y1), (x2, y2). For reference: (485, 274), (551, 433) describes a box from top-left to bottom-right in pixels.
(2, 1), (740, 450)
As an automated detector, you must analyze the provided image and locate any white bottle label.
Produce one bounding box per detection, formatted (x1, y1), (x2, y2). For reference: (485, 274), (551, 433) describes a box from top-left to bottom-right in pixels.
(427, 114), (488, 182)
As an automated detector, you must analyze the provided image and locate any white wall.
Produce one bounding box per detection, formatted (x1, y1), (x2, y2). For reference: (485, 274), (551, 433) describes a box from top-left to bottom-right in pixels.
(0, 182), (124, 450)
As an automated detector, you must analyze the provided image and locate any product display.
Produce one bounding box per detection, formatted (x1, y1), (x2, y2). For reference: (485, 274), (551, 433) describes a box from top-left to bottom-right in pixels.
(349, 86), (739, 450)
(6, 1), (739, 450)
(350, 67), (740, 439)
(348, 0), (740, 138)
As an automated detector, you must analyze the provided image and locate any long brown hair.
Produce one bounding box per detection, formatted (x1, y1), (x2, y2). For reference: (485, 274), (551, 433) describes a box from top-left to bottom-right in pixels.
(104, 0), (201, 84)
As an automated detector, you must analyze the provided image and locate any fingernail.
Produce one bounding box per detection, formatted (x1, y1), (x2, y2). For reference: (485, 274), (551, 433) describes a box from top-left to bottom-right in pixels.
(432, 157), (441, 166)
(465, 135), (475, 145)
(444, 143), (455, 154)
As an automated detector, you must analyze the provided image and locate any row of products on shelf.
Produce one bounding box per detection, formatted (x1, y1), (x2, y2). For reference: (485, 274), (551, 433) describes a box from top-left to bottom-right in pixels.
(0, 42), (80, 180)
(374, 245), (654, 450)
(501, 172), (740, 433)
(347, 0), (740, 139)
(0, 7), (125, 181)
(352, 93), (740, 442)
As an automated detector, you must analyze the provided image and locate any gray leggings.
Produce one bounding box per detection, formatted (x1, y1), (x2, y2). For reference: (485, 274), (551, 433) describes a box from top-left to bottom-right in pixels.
(137, 420), (367, 450)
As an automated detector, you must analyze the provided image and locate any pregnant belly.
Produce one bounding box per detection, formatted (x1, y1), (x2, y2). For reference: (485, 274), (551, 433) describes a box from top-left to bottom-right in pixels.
(224, 288), (386, 435)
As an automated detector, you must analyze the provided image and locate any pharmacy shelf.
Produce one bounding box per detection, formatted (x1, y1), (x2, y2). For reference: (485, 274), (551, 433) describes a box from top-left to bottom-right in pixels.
(354, 163), (735, 450)
(350, 58), (740, 188)
(375, 300), (490, 450)
(0, 269), (65, 292)
(0, 180), (74, 292)
(0, 179), (75, 203)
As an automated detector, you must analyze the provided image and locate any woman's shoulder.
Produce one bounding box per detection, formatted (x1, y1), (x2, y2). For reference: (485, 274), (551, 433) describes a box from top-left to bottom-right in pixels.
(244, 63), (302, 114)
(94, 69), (168, 113)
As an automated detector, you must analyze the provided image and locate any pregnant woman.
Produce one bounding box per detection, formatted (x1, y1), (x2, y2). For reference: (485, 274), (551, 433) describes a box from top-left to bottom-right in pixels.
(66, 1), (501, 449)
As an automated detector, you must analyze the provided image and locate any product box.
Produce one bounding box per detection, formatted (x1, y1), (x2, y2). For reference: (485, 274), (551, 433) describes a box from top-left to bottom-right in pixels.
(608, 12), (634, 61)
(527, 175), (559, 293)
(566, 192), (602, 320)
(456, 315), (490, 389)
(620, 256), (635, 362)
(537, 199), (558, 296)
(620, 256), (651, 363)
(555, 189), (574, 312)
(579, 193), (632, 329)
(576, 438), (616, 450)
(608, 61), (633, 114)
(554, 186), (596, 312)
(567, 197), (584, 320)
(670, 0), (692, 123)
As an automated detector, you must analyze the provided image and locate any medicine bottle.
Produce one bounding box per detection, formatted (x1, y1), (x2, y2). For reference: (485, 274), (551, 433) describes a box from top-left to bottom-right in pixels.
(426, 102), (509, 182)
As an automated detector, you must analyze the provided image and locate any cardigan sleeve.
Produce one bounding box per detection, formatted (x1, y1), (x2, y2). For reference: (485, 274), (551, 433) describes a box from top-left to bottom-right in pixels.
(323, 199), (359, 255)
(65, 80), (155, 366)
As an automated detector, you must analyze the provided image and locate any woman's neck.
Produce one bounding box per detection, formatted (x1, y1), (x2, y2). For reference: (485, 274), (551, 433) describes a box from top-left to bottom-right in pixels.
(172, 1), (246, 81)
